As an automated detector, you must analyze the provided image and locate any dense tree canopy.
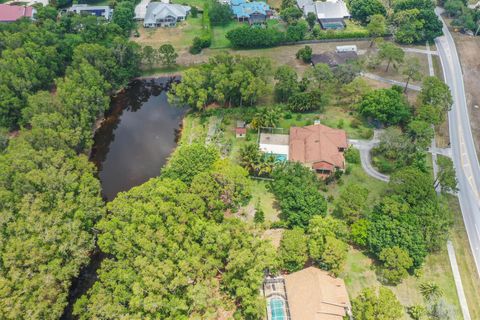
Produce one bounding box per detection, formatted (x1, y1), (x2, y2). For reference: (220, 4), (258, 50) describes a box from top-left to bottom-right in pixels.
(352, 287), (404, 320)
(0, 135), (104, 319)
(74, 176), (276, 319)
(357, 88), (411, 125)
(270, 162), (327, 228)
(0, 9), (140, 129)
(349, 0), (387, 24)
(169, 54), (271, 109)
(0, 6), (142, 318)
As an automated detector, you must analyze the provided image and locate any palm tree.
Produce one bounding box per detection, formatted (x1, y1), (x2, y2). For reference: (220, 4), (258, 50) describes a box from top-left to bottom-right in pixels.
(420, 282), (443, 302)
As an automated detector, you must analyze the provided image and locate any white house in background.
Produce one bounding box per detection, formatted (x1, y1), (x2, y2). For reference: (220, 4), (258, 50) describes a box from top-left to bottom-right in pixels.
(297, 0), (350, 30)
(67, 4), (114, 20)
(143, 2), (190, 27)
(135, 0), (169, 20)
(259, 133), (289, 160)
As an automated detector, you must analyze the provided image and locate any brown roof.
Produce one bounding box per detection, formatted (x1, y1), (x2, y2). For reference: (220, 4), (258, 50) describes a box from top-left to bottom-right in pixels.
(311, 51), (358, 68)
(289, 124), (347, 169)
(284, 267), (350, 320)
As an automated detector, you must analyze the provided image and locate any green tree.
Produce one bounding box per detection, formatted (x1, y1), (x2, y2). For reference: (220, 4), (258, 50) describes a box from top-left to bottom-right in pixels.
(158, 44), (178, 67)
(379, 246), (413, 284)
(288, 90), (326, 112)
(334, 183), (369, 224)
(281, 0), (296, 9)
(0, 127), (9, 151)
(286, 21), (308, 41)
(341, 77), (372, 105)
(210, 1), (232, 26)
(251, 106), (283, 129)
(306, 12), (317, 29)
(226, 26), (285, 49)
(406, 120), (434, 149)
(307, 215), (348, 263)
(281, 6), (303, 24)
(162, 143), (219, 184)
(320, 236), (348, 276)
(402, 57), (422, 92)
(279, 228), (308, 272)
(352, 287), (404, 320)
(296, 45), (313, 63)
(270, 162), (327, 228)
(357, 88), (411, 125)
(367, 14), (387, 47)
(418, 76), (453, 125)
(428, 298), (456, 320)
(378, 42), (405, 72)
(112, 1), (135, 34)
(436, 156), (458, 192)
(307, 63), (334, 90)
(445, 0), (465, 17)
(75, 175), (276, 319)
(274, 65), (300, 102)
(389, 166), (436, 205)
(367, 196), (428, 268)
(351, 219), (370, 247)
(350, 0), (387, 24)
(239, 143), (276, 177)
(142, 45), (157, 68)
(420, 281), (443, 301)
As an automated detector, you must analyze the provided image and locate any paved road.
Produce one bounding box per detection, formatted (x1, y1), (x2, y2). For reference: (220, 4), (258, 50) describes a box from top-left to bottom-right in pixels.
(362, 72), (422, 91)
(435, 7), (480, 277)
(447, 241), (472, 320)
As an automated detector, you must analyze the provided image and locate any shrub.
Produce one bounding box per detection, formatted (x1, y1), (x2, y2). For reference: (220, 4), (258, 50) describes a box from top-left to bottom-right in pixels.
(344, 147), (360, 164)
(226, 26), (285, 48)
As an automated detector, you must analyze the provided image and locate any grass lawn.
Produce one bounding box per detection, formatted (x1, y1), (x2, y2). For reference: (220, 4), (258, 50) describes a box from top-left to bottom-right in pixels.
(325, 163), (387, 211)
(248, 179), (280, 222)
(366, 51), (431, 87)
(171, 0), (206, 9)
(179, 112), (209, 145)
(447, 194), (480, 319)
(133, 16), (203, 52)
(342, 245), (462, 318)
(211, 21), (243, 49)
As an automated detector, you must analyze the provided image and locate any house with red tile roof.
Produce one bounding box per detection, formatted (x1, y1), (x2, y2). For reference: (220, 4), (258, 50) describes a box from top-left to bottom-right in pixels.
(0, 4), (36, 22)
(289, 123), (347, 176)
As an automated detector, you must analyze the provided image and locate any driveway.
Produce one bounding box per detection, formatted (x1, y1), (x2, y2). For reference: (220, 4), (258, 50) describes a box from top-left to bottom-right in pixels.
(349, 131), (390, 183)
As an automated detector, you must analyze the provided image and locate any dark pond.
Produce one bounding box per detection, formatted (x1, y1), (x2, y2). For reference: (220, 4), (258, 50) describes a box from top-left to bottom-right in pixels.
(61, 77), (186, 319)
(91, 77), (187, 201)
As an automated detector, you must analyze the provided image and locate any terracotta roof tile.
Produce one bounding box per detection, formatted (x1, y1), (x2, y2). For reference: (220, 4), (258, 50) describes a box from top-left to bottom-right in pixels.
(285, 267), (351, 320)
(0, 4), (34, 22)
(289, 124), (347, 169)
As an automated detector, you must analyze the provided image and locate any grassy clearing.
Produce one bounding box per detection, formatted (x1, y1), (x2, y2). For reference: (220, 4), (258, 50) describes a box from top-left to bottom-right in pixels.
(211, 21), (243, 49)
(179, 112), (209, 145)
(342, 242), (462, 319)
(366, 52), (430, 86)
(248, 179), (280, 222)
(133, 17), (203, 52)
(325, 163), (386, 210)
(447, 194), (480, 319)
(171, 0), (206, 8)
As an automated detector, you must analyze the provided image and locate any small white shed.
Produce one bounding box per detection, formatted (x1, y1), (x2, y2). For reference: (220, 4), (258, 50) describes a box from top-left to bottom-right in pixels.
(336, 45), (357, 53)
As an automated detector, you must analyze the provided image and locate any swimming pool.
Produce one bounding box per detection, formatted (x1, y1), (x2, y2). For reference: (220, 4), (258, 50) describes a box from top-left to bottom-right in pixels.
(269, 298), (287, 320)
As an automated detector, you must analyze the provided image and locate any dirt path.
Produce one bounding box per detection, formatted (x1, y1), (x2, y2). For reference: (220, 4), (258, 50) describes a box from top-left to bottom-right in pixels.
(452, 33), (480, 160)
